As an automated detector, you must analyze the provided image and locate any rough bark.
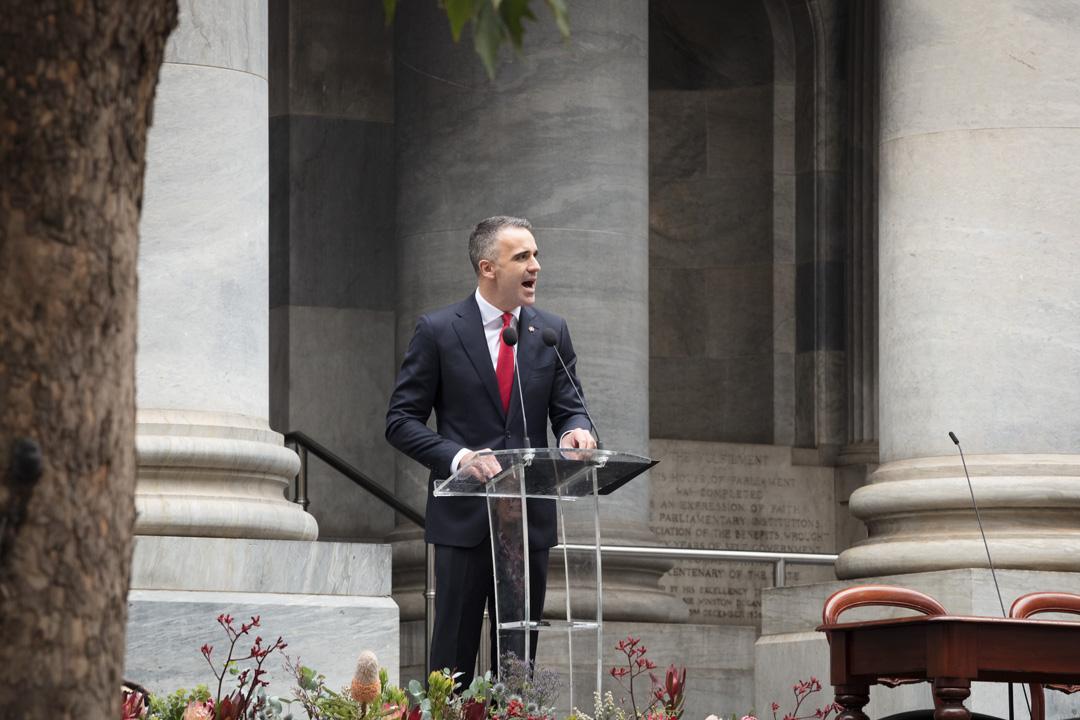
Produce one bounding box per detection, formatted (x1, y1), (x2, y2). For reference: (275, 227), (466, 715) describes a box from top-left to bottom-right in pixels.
(0, 1), (176, 718)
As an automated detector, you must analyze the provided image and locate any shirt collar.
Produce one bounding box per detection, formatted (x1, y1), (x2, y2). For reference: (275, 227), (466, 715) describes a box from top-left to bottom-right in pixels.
(474, 288), (520, 326)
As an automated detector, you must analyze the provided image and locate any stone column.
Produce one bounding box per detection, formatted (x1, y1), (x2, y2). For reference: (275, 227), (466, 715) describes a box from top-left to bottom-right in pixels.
(793, 0), (848, 456)
(835, 0), (879, 552)
(268, 0), (397, 542)
(136, 0), (316, 540)
(837, 0), (1080, 577)
(393, 0), (684, 623)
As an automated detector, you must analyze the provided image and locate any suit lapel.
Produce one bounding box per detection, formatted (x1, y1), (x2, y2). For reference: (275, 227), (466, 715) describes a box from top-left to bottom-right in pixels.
(452, 295), (505, 418)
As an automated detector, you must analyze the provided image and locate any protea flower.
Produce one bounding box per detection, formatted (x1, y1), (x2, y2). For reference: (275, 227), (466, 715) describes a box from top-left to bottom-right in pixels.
(350, 650), (382, 707)
(462, 698), (488, 720)
(120, 691), (147, 720)
(181, 700), (215, 720)
(215, 692), (245, 720)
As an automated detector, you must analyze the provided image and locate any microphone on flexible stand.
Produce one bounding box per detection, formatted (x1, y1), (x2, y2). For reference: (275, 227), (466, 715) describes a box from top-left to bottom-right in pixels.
(501, 326), (533, 461)
(949, 431), (1006, 616)
(949, 431), (1028, 718)
(541, 327), (602, 449)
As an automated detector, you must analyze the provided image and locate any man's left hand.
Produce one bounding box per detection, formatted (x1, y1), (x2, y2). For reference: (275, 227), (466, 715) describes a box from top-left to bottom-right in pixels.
(560, 428), (597, 450)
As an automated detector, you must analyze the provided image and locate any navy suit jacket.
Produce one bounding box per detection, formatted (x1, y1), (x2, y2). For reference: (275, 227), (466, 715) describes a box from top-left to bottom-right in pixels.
(386, 294), (592, 549)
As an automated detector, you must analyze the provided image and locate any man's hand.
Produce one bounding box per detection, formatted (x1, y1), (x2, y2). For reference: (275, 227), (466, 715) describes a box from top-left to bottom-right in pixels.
(560, 428), (597, 450)
(460, 449), (503, 480)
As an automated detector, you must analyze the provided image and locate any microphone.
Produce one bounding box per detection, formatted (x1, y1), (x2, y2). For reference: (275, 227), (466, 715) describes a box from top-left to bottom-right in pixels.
(949, 430), (1005, 615)
(501, 326), (532, 453)
(950, 430), (1029, 717)
(541, 327), (602, 449)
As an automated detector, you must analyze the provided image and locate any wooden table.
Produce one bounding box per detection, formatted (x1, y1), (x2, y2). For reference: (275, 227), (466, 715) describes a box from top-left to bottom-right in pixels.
(817, 614), (1080, 720)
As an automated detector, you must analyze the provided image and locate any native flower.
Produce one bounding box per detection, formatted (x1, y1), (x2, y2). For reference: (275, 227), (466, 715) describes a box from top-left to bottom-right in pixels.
(201, 614), (288, 718)
(650, 664), (686, 720)
(768, 678), (839, 720)
(608, 635), (684, 720)
(350, 650), (382, 707)
(120, 690), (147, 720)
(181, 700), (215, 720)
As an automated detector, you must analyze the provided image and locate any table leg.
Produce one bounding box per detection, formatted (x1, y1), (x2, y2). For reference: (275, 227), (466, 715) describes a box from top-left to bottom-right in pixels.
(835, 684), (870, 720)
(932, 678), (971, 720)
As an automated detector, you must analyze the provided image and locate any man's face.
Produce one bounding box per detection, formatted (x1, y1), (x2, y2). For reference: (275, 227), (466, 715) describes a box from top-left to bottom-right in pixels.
(480, 226), (541, 310)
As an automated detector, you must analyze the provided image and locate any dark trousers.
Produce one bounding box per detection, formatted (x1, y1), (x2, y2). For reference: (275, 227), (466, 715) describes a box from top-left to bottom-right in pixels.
(430, 540), (549, 689)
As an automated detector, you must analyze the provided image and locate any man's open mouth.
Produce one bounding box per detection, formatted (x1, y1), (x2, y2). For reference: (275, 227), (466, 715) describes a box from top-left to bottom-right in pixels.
(522, 280), (536, 289)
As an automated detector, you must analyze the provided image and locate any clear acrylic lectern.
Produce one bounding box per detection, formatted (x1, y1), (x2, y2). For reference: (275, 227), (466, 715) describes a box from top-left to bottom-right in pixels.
(435, 448), (656, 712)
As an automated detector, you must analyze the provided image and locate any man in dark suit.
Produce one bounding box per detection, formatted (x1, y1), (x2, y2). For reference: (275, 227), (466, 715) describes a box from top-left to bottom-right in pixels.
(386, 215), (596, 687)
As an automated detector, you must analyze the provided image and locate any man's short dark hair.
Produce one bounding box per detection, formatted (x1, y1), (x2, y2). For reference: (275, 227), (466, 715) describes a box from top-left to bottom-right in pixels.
(468, 216), (532, 273)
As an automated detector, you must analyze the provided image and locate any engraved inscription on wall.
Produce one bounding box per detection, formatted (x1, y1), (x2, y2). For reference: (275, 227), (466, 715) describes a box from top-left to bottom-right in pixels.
(649, 440), (836, 625)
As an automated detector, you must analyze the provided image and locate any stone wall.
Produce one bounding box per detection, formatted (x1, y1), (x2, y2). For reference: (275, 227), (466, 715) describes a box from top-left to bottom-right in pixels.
(648, 0), (777, 444)
(268, 0), (399, 541)
(125, 537), (399, 695)
(650, 439), (836, 626)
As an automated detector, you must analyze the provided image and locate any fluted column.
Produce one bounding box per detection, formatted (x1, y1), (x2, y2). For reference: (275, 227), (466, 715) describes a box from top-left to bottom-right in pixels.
(840, 0), (878, 464)
(837, 0), (1080, 577)
(392, 0), (684, 622)
(136, 0), (317, 540)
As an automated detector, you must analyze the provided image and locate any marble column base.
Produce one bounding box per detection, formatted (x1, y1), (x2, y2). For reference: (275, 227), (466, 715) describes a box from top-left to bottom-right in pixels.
(136, 409), (318, 540)
(125, 536), (399, 694)
(756, 569), (1080, 720)
(837, 453), (1080, 578)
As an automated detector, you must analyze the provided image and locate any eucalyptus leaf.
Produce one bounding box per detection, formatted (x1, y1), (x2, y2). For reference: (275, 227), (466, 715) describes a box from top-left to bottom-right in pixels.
(545, 0), (570, 37)
(382, 0), (571, 79)
(473, 1), (504, 78)
(446, 0), (480, 41)
(498, 0), (537, 49)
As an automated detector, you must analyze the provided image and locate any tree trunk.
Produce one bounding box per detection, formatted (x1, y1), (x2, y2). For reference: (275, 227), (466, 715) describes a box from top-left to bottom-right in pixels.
(0, 2), (177, 718)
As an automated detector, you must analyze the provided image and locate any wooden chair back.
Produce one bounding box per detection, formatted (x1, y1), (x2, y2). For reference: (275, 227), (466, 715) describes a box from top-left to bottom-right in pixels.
(823, 585), (948, 692)
(823, 584), (948, 625)
(1009, 591), (1080, 720)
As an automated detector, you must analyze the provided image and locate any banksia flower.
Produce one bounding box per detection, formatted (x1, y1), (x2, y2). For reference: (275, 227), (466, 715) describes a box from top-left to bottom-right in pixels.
(350, 650), (382, 706)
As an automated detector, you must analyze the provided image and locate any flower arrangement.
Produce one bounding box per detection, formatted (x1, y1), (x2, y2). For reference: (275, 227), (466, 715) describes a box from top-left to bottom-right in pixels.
(200, 613), (289, 720)
(123, 620), (703, 720)
(592, 635), (686, 720)
(120, 613), (289, 720)
(705, 677), (839, 720)
(768, 678), (839, 720)
(286, 653), (407, 720)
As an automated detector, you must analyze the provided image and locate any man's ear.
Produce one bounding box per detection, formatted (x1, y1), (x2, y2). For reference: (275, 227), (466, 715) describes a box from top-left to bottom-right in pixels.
(478, 258), (496, 279)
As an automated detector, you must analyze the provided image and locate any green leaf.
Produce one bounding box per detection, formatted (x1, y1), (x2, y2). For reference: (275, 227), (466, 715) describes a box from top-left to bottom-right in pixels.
(446, 0), (480, 41)
(498, 0), (537, 49)
(473, 1), (504, 78)
(545, 0), (570, 37)
(383, 0), (398, 25)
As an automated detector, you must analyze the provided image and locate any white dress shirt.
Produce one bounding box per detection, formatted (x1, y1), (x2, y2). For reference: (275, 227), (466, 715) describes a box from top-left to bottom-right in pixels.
(474, 287), (520, 369)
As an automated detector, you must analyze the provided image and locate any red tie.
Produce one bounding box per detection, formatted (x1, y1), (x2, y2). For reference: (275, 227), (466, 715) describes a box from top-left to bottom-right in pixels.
(496, 312), (515, 412)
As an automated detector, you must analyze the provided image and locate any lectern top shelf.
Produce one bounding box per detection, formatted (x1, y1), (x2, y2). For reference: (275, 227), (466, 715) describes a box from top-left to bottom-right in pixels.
(434, 447), (657, 499)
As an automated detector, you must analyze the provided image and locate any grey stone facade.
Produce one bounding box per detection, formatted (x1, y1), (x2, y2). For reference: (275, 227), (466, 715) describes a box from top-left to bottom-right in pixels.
(130, 0), (1080, 711)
